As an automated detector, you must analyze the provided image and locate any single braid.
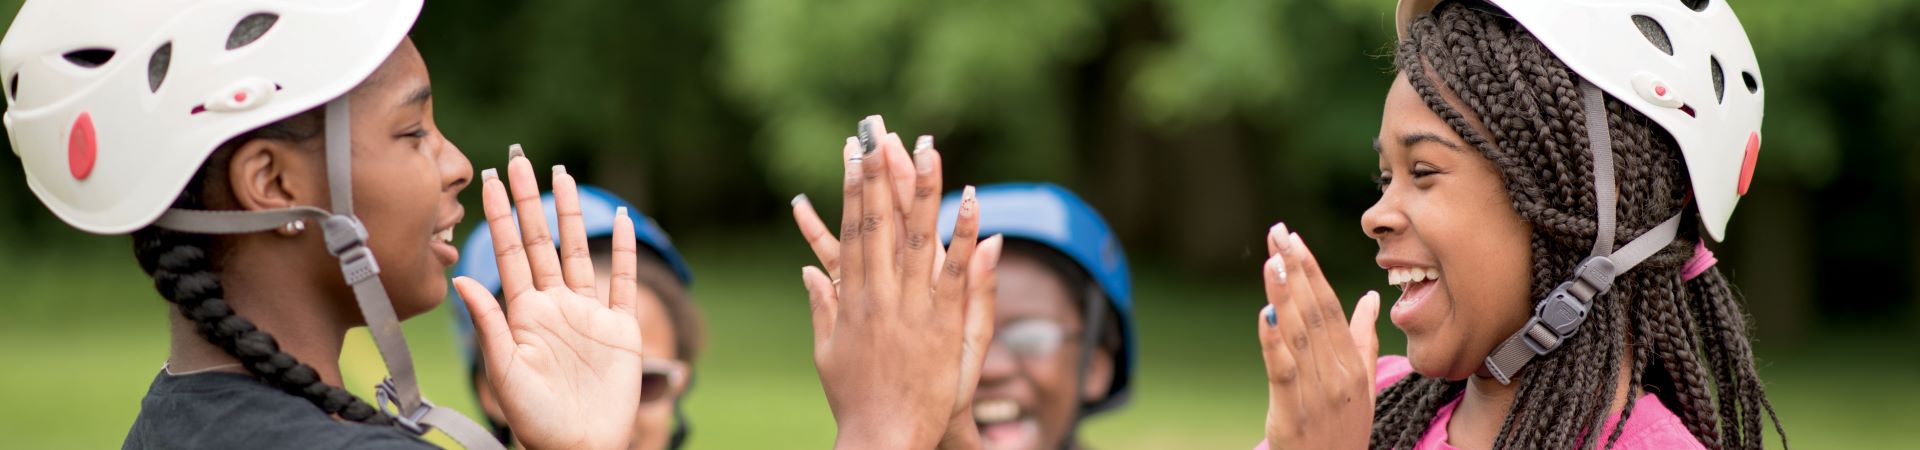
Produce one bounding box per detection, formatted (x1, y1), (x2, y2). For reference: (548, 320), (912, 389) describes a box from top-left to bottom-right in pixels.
(1374, 3), (1786, 449)
(131, 109), (391, 425)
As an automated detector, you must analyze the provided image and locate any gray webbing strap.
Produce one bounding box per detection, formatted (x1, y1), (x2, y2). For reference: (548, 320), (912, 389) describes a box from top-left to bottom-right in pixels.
(1585, 82), (1617, 259)
(1482, 81), (1683, 385)
(154, 207), (331, 234)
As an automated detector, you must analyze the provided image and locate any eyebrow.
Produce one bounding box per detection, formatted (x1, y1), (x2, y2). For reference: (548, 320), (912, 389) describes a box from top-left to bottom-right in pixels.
(1401, 132), (1462, 151)
(400, 85), (432, 108)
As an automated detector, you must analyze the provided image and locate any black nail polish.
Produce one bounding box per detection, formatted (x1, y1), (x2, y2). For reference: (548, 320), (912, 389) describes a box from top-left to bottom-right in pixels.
(857, 117), (880, 155)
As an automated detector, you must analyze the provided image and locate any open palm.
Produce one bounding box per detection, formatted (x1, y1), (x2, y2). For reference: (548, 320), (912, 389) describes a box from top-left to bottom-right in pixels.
(452, 148), (644, 450)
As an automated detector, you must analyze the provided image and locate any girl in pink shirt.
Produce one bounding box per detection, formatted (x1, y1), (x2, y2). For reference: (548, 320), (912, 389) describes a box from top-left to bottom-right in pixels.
(1248, 0), (1785, 449)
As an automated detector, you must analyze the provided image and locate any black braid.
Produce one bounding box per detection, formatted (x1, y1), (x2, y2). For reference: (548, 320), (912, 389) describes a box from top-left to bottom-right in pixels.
(1374, 3), (1786, 449)
(131, 109), (391, 425)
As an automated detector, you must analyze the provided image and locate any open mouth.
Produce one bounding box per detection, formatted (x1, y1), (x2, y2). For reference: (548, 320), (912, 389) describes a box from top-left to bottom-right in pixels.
(974, 398), (1040, 450)
(430, 226), (459, 266)
(1388, 266), (1442, 329)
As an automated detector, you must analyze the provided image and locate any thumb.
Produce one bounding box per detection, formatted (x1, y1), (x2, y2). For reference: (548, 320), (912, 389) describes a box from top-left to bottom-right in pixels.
(453, 276), (514, 380)
(1350, 290), (1383, 396)
(801, 266), (839, 347)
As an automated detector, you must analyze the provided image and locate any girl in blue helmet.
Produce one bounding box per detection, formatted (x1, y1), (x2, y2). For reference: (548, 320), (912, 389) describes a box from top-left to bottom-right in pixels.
(450, 185), (704, 450)
(799, 180), (1133, 450)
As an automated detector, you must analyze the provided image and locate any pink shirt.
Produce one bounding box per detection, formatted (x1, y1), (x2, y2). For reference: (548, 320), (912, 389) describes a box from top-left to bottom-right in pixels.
(1253, 355), (1704, 450)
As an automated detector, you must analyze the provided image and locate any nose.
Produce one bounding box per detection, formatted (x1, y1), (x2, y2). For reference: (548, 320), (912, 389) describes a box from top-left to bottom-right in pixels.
(1361, 188), (1407, 240)
(979, 341), (1018, 385)
(439, 133), (473, 194)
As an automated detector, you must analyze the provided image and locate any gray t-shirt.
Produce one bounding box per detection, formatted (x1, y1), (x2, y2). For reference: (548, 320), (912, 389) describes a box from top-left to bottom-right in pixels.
(122, 370), (437, 449)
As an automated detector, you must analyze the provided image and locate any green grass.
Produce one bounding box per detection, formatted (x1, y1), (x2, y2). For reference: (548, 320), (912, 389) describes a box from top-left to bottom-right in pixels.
(0, 233), (1909, 449)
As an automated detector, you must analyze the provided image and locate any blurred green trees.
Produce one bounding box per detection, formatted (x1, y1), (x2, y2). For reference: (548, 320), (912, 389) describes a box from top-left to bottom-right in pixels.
(1, 0), (1916, 330)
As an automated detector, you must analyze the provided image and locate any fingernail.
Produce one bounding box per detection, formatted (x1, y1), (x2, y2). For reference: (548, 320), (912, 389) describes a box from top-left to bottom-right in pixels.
(508, 144), (525, 160)
(481, 168), (498, 181)
(960, 185), (977, 215)
(615, 206), (628, 219)
(553, 165), (567, 177)
(982, 235), (1005, 270)
(1288, 232), (1304, 251)
(1270, 222), (1289, 251)
(1263, 304), (1278, 327)
(858, 116), (883, 155)
(791, 193), (810, 208)
(1270, 256), (1288, 284)
(915, 135), (933, 154)
(914, 148), (934, 175)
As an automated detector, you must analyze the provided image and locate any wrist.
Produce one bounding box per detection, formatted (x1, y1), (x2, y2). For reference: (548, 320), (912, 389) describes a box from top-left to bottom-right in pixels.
(835, 418), (942, 450)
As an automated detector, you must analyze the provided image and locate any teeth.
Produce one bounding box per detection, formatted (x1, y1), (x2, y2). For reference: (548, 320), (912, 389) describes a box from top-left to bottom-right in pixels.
(973, 399), (1020, 424)
(1388, 267), (1440, 290)
(434, 228), (454, 244)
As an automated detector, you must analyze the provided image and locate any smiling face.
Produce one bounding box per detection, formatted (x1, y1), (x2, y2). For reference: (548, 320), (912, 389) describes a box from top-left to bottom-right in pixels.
(341, 39), (471, 319)
(972, 244), (1114, 450)
(1362, 73), (1534, 380)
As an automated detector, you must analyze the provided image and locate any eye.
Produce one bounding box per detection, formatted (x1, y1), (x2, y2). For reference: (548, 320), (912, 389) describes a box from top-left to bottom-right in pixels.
(398, 128), (428, 139)
(1410, 163), (1441, 178)
(1373, 172), (1392, 192)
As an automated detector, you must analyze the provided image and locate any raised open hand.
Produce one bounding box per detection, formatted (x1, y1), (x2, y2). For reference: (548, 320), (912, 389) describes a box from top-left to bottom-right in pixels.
(1257, 223), (1382, 450)
(451, 145), (645, 450)
(791, 116), (1004, 449)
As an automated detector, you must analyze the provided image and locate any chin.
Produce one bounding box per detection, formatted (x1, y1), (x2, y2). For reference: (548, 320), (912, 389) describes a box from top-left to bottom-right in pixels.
(392, 284), (446, 320)
(1404, 336), (1478, 381)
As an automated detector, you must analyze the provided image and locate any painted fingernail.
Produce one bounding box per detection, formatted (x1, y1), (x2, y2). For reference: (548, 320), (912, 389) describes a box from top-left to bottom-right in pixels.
(553, 165), (567, 177)
(915, 135), (933, 154)
(1289, 232), (1304, 251)
(615, 206), (628, 219)
(1263, 304), (1278, 327)
(481, 168), (498, 181)
(858, 116), (882, 155)
(791, 193), (810, 208)
(1270, 222), (1290, 251)
(960, 185), (978, 216)
(508, 143), (525, 161)
(1270, 255), (1288, 284)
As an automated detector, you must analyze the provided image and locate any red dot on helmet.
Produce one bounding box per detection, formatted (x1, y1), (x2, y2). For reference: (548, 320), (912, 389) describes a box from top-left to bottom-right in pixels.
(1654, 85), (1667, 97)
(68, 112), (97, 180)
(1737, 132), (1760, 196)
(234, 91), (247, 102)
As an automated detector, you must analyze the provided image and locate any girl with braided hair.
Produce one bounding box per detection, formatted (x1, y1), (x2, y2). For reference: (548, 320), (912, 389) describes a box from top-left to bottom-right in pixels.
(1250, 0), (1784, 449)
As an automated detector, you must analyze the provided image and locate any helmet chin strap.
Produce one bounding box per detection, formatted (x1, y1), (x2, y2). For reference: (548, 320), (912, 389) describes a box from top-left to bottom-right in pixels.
(154, 98), (505, 450)
(1481, 80), (1684, 385)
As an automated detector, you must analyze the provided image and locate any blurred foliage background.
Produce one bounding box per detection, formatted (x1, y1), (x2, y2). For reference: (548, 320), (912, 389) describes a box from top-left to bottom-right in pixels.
(1, 0), (1916, 448)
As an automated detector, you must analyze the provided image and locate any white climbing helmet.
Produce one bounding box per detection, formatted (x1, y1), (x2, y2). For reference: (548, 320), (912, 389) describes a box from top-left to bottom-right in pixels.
(1396, 0), (1764, 241)
(1, 0), (421, 234)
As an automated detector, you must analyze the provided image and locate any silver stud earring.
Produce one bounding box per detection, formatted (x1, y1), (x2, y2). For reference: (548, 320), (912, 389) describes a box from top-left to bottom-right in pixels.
(279, 220), (306, 236)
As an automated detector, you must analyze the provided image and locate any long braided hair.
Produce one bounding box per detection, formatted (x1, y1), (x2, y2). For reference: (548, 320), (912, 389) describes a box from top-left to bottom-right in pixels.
(131, 109), (392, 425)
(1370, 3), (1785, 449)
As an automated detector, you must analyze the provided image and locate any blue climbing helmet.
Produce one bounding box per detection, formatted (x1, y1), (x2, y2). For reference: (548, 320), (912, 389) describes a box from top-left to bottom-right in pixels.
(938, 182), (1135, 415)
(446, 185), (695, 446)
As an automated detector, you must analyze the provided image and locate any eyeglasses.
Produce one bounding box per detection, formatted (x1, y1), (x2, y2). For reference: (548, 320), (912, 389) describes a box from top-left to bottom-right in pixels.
(639, 357), (689, 404)
(993, 319), (1077, 360)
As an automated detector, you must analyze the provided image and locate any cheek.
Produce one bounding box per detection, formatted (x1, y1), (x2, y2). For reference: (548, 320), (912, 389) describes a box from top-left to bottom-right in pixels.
(1426, 177), (1535, 364)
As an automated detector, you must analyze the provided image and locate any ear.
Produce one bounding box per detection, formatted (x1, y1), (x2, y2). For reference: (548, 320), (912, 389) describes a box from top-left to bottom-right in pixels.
(225, 139), (324, 212)
(1080, 341), (1116, 403)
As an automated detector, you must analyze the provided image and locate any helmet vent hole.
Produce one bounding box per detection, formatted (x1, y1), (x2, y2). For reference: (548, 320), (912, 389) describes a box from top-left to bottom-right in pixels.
(1710, 56), (1726, 104)
(61, 49), (115, 68)
(7, 73), (16, 100)
(147, 42), (172, 93)
(1742, 71), (1759, 93)
(1631, 15), (1672, 56)
(1680, 0), (1709, 12)
(226, 13), (279, 50)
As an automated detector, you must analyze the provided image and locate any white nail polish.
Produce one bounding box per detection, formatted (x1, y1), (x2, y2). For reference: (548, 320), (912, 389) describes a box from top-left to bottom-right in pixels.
(915, 135), (933, 154)
(791, 193), (809, 207)
(508, 144), (525, 160)
(615, 206), (628, 218)
(481, 168), (498, 180)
